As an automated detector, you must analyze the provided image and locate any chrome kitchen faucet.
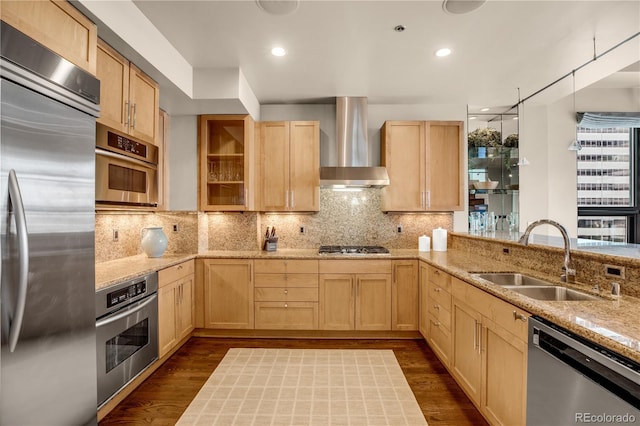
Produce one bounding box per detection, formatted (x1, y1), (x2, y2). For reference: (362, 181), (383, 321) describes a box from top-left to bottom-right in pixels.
(518, 219), (576, 283)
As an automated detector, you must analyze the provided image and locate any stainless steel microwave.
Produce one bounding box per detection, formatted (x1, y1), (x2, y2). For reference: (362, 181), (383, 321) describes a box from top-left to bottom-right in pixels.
(95, 124), (158, 208)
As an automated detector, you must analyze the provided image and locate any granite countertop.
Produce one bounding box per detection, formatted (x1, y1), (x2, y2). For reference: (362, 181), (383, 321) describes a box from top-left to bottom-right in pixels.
(96, 248), (640, 364)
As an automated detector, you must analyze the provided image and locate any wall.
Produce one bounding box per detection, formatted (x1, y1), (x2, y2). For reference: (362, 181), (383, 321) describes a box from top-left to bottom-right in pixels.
(168, 115), (198, 210)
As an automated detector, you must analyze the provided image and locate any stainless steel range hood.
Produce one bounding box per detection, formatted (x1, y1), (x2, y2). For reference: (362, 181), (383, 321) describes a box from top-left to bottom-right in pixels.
(320, 97), (390, 188)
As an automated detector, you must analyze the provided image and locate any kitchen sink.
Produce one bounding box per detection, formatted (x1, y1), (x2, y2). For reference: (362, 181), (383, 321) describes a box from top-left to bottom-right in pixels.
(473, 272), (554, 287)
(473, 273), (601, 301)
(503, 285), (601, 301)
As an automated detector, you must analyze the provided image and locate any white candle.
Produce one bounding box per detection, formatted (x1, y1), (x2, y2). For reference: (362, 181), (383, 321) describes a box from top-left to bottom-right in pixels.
(419, 235), (431, 252)
(432, 228), (448, 252)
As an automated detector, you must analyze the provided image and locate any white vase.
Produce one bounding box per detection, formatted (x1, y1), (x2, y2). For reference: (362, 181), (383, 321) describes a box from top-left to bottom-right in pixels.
(141, 227), (168, 258)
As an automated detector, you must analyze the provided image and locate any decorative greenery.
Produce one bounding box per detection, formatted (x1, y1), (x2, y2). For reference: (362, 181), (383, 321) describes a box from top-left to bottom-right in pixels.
(504, 133), (519, 148)
(468, 128), (502, 148)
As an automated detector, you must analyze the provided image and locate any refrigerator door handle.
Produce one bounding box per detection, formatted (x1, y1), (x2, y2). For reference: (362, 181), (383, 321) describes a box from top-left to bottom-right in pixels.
(7, 169), (29, 353)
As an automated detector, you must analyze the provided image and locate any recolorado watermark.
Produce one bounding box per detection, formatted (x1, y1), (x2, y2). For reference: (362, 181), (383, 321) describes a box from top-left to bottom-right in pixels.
(575, 412), (636, 423)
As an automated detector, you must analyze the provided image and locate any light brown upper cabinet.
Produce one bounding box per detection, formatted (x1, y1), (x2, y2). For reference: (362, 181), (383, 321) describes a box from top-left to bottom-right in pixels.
(96, 39), (160, 144)
(381, 120), (464, 212)
(198, 114), (256, 211)
(1, 0), (97, 74)
(258, 121), (320, 212)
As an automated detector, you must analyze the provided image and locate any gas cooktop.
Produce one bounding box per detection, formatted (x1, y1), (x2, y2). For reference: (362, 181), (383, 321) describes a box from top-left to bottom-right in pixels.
(318, 245), (390, 255)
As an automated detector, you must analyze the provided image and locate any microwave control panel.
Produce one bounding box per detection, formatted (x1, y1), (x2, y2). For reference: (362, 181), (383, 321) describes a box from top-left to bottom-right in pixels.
(107, 132), (147, 158)
(106, 280), (147, 309)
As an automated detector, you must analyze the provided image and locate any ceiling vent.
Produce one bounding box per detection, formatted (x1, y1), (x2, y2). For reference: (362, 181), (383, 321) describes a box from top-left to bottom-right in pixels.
(442, 0), (486, 15)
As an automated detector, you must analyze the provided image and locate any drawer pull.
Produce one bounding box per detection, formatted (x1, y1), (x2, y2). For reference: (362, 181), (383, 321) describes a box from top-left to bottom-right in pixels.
(513, 311), (527, 322)
(284, 289), (288, 294)
(177, 265), (183, 270)
(433, 321), (440, 327)
(434, 287), (441, 293)
(284, 303), (288, 308)
(433, 304), (440, 310)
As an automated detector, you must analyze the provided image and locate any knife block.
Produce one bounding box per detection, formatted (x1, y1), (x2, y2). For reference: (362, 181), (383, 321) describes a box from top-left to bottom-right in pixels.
(263, 237), (278, 252)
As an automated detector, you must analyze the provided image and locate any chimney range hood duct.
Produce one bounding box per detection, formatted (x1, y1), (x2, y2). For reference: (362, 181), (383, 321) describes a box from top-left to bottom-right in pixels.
(320, 97), (390, 188)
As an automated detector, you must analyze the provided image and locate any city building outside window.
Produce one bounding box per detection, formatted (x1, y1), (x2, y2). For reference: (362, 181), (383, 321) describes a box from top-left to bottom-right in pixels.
(577, 126), (639, 243)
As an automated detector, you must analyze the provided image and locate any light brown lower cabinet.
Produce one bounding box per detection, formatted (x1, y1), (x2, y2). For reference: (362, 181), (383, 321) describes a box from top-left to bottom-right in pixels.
(318, 260), (393, 331)
(158, 260), (195, 358)
(423, 264), (453, 367)
(451, 276), (529, 426)
(254, 259), (319, 329)
(202, 259), (254, 329)
(392, 260), (418, 330)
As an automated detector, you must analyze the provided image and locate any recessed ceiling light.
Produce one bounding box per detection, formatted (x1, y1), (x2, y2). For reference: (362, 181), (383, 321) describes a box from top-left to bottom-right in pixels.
(480, 107), (490, 112)
(469, 116), (477, 120)
(435, 48), (452, 57)
(513, 116), (519, 120)
(271, 47), (286, 57)
(442, 0), (487, 15)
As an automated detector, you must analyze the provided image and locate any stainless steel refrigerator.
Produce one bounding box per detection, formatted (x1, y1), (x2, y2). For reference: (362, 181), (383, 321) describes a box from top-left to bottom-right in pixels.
(0, 22), (100, 425)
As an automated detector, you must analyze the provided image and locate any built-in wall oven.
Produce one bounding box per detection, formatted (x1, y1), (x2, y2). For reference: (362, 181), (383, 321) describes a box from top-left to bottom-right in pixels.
(95, 123), (158, 208)
(95, 272), (158, 408)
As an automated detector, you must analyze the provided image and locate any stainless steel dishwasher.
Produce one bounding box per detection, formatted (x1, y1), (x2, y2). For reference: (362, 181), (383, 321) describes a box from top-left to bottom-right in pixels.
(528, 316), (640, 425)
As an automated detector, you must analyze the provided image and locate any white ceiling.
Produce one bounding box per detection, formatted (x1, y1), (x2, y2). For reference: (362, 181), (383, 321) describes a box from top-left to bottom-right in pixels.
(100, 1), (640, 111)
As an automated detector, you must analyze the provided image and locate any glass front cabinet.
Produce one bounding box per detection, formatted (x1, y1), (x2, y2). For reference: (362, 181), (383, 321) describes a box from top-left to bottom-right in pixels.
(467, 107), (519, 233)
(198, 114), (255, 211)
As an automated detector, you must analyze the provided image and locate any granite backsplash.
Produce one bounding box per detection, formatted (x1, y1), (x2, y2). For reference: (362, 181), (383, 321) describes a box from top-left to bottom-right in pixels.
(95, 189), (453, 262)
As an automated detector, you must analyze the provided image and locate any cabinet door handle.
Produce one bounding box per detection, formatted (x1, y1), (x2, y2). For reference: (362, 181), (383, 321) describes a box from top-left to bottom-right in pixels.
(284, 303), (288, 308)
(513, 311), (527, 322)
(434, 287), (441, 293)
(433, 304), (440, 310)
(284, 289), (288, 294)
(433, 321), (440, 327)
(473, 319), (478, 351)
(477, 322), (483, 354)
(426, 190), (431, 208)
(290, 190), (295, 209)
(421, 191), (425, 209)
(177, 265), (183, 270)
(244, 189), (248, 208)
(124, 101), (130, 128)
(131, 103), (137, 130)
(285, 190), (289, 209)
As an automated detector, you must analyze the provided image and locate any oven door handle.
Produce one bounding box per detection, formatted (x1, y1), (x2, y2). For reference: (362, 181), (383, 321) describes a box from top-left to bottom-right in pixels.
(95, 148), (157, 170)
(96, 294), (157, 328)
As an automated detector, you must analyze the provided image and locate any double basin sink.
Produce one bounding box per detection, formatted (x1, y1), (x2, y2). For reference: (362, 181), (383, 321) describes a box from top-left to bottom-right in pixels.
(472, 273), (601, 301)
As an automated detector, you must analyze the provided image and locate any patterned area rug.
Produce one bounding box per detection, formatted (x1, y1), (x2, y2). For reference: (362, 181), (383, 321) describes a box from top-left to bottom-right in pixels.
(177, 348), (428, 425)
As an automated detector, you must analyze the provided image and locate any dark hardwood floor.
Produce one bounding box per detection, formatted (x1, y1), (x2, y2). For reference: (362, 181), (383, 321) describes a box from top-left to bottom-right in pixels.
(100, 337), (487, 426)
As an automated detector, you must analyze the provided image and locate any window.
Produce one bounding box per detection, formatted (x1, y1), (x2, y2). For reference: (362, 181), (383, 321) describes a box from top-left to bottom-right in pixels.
(577, 127), (639, 242)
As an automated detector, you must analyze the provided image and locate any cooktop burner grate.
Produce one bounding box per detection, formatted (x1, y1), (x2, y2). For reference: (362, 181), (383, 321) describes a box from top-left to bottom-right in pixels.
(318, 245), (390, 255)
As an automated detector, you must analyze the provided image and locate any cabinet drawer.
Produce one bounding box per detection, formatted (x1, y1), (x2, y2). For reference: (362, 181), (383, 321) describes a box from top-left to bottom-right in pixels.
(428, 281), (451, 311)
(490, 297), (530, 341)
(428, 266), (451, 291)
(427, 301), (451, 330)
(158, 260), (194, 287)
(254, 273), (318, 288)
(319, 259), (391, 274)
(254, 259), (319, 274)
(255, 287), (318, 302)
(254, 302), (318, 330)
(452, 277), (494, 318)
(428, 313), (451, 366)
